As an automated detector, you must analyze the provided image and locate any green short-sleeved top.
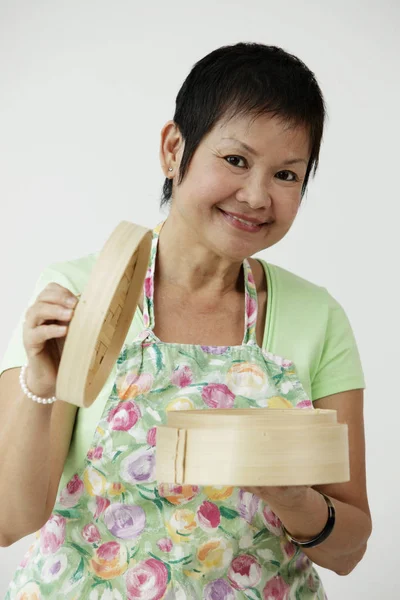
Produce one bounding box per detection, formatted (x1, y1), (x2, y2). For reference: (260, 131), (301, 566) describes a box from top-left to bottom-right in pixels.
(0, 252), (365, 490)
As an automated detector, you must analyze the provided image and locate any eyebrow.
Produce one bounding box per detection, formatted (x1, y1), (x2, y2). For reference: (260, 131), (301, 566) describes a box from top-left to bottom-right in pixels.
(220, 137), (308, 166)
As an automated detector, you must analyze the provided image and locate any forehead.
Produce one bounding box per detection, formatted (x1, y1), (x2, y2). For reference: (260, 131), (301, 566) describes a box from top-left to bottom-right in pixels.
(210, 113), (311, 157)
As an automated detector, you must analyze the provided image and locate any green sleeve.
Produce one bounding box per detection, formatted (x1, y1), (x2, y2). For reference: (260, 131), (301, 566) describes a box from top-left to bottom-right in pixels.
(259, 260), (365, 402)
(311, 294), (366, 400)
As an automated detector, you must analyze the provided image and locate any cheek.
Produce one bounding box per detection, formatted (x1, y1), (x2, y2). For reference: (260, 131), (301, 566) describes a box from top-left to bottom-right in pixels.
(275, 194), (301, 223)
(187, 166), (233, 205)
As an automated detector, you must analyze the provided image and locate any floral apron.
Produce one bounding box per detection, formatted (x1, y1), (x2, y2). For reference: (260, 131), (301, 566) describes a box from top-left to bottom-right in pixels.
(7, 224), (327, 600)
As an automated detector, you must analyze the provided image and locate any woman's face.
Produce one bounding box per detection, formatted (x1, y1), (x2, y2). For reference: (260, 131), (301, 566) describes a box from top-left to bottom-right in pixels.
(162, 112), (311, 261)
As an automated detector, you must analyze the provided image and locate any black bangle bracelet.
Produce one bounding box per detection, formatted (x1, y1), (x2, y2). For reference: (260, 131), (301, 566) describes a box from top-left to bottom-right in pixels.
(282, 492), (336, 549)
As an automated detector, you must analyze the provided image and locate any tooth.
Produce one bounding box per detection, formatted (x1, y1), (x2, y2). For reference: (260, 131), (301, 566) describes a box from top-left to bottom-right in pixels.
(233, 215), (258, 226)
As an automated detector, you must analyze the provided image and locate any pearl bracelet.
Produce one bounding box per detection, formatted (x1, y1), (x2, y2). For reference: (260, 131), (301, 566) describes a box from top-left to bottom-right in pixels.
(19, 365), (57, 404)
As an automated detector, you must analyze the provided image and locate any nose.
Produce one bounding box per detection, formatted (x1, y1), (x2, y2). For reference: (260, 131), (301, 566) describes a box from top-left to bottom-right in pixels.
(235, 175), (272, 210)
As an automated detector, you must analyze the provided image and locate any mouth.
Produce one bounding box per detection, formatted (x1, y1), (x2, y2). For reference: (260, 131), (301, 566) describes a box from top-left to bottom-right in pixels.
(218, 208), (273, 233)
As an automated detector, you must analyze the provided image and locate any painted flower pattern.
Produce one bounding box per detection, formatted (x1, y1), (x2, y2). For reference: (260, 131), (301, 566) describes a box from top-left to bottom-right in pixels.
(167, 509), (198, 543)
(82, 523), (101, 544)
(41, 553), (68, 583)
(171, 365), (193, 387)
(147, 426), (157, 446)
(204, 579), (236, 600)
(107, 400), (141, 431)
(158, 483), (200, 505)
(202, 383), (235, 409)
(228, 554), (262, 590)
(263, 574), (291, 599)
(59, 474), (84, 507)
(125, 558), (169, 600)
(104, 503), (146, 539)
(6, 225), (326, 599)
(40, 514), (66, 555)
(90, 541), (128, 579)
(226, 362), (270, 401)
(117, 372), (154, 400)
(157, 537), (173, 553)
(15, 582), (41, 600)
(89, 495), (110, 519)
(197, 501), (221, 529)
(238, 489), (260, 523)
(197, 538), (234, 572)
(84, 465), (107, 497)
(87, 446), (104, 461)
(120, 447), (156, 484)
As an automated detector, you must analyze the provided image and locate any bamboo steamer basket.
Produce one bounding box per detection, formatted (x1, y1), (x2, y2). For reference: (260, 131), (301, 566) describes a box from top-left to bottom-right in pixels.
(56, 221), (152, 408)
(156, 408), (350, 486)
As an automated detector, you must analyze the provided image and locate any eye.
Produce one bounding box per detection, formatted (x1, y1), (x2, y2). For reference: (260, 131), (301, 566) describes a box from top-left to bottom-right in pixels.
(224, 155), (248, 168)
(275, 170), (298, 182)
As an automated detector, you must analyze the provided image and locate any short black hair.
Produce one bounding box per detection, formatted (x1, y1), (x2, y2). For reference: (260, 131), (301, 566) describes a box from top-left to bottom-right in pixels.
(161, 42), (326, 207)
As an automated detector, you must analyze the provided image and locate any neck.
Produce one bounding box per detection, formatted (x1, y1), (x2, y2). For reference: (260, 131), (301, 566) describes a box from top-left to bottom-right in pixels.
(156, 215), (244, 298)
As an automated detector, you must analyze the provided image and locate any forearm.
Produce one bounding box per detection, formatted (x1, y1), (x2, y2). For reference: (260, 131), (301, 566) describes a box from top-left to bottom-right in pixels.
(0, 393), (53, 545)
(266, 487), (372, 575)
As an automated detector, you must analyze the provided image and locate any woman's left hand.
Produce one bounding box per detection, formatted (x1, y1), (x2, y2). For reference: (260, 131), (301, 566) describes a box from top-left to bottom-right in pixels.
(241, 485), (310, 510)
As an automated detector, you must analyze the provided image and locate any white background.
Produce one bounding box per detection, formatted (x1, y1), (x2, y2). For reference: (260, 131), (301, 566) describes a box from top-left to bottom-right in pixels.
(1, 1), (399, 598)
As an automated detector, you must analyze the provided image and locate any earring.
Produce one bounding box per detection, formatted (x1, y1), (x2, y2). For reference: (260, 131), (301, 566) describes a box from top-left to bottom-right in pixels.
(168, 168), (173, 172)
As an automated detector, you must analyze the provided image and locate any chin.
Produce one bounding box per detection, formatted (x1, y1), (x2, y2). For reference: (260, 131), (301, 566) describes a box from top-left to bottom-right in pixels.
(210, 235), (261, 262)
(219, 227), (278, 261)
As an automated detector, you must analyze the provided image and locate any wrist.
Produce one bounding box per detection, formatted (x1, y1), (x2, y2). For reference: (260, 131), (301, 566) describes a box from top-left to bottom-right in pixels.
(282, 491), (335, 548)
(26, 365), (55, 395)
(20, 365), (57, 404)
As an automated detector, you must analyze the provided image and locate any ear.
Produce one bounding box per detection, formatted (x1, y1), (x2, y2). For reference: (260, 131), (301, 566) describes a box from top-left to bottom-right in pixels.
(159, 121), (185, 177)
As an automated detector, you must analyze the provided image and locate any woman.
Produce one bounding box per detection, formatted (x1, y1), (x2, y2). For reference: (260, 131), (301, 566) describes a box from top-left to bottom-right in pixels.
(0, 43), (371, 599)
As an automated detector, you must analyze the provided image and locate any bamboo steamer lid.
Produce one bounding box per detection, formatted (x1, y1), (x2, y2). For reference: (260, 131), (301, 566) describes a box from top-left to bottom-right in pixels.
(156, 408), (350, 486)
(167, 407), (338, 429)
(56, 221), (152, 408)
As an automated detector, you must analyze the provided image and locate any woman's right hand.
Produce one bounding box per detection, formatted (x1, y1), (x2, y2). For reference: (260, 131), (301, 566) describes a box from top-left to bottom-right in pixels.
(22, 283), (80, 398)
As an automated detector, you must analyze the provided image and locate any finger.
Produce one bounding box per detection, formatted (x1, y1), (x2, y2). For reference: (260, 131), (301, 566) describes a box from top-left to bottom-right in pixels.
(26, 323), (68, 350)
(37, 286), (79, 308)
(25, 302), (74, 329)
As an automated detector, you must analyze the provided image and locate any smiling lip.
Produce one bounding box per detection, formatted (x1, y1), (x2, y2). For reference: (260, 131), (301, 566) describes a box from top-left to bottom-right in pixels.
(222, 210), (268, 225)
(218, 208), (271, 233)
